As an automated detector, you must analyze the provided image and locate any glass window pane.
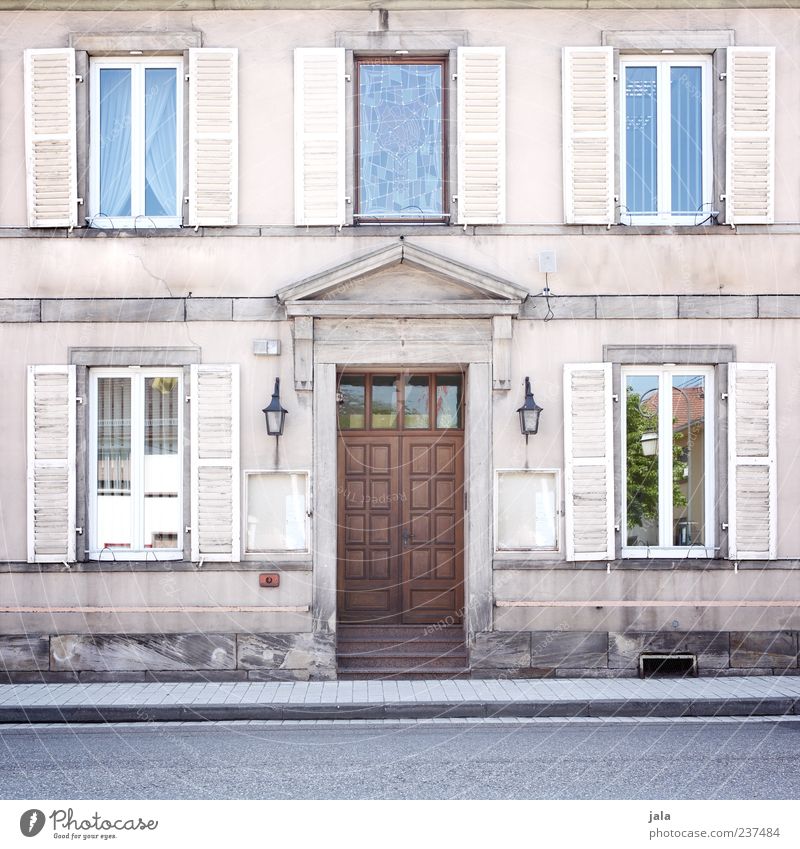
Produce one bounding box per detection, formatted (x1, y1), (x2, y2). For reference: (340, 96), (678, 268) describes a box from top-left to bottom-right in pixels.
(338, 376), (366, 430)
(358, 62), (444, 217)
(371, 376), (398, 429)
(404, 375), (430, 429)
(99, 68), (132, 217)
(143, 376), (180, 550)
(247, 473), (307, 551)
(625, 66), (658, 215)
(672, 374), (706, 546)
(670, 66), (703, 216)
(96, 377), (132, 550)
(145, 67), (177, 217)
(436, 375), (462, 429)
(625, 374), (659, 547)
(497, 472), (557, 549)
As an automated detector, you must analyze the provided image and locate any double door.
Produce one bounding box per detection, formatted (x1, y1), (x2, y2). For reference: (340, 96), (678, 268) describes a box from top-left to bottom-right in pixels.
(336, 372), (465, 625)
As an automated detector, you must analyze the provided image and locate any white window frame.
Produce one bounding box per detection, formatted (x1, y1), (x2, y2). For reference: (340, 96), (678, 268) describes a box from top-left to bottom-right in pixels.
(619, 55), (713, 226)
(89, 56), (184, 228)
(494, 468), (560, 554)
(621, 365), (716, 558)
(243, 470), (311, 555)
(89, 368), (184, 560)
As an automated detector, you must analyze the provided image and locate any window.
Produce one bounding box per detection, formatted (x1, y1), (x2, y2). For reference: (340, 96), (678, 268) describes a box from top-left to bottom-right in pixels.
(355, 57), (447, 223)
(245, 472), (309, 553)
(89, 57), (183, 227)
(495, 470), (559, 551)
(620, 56), (712, 225)
(622, 366), (715, 556)
(90, 369), (183, 558)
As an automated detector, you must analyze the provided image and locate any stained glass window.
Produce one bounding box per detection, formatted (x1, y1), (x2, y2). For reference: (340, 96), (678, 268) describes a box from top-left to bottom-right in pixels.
(358, 61), (444, 218)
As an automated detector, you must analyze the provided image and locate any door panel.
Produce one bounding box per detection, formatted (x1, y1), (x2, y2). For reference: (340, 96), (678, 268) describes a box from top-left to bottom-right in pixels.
(337, 435), (402, 623)
(400, 435), (464, 624)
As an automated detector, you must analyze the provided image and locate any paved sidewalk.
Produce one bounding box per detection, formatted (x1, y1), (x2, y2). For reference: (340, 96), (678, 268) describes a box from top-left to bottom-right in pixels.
(2, 675), (800, 723)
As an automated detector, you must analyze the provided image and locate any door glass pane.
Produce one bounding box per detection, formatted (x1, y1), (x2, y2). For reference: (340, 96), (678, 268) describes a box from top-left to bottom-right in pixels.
(247, 473), (307, 551)
(96, 377), (132, 550)
(404, 375), (430, 429)
(670, 66), (703, 216)
(145, 67), (177, 217)
(672, 374), (705, 546)
(143, 376), (180, 549)
(99, 68), (132, 217)
(625, 66), (658, 215)
(625, 374), (659, 547)
(358, 62), (444, 217)
(371, 376), (398, 429)
(338, 376), (366, 429)
(497, 472), (557, 549)
(436, 375), (462, 429)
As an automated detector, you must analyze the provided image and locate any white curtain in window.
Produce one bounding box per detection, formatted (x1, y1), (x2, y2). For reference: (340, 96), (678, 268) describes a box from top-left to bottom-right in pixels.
(144, 68), (177, 217)
(99, 68), (132, 217)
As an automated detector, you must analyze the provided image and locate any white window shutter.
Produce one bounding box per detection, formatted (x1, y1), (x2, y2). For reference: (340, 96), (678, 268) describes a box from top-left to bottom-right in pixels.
(728, 363), (776, 559)
(457, 46), (506, 225)
(27, 365), (76, 563)
(563, 363), (615, 561)
(725, 47), (775, 225)
(188, 48), (238, 227)
(190, 364), (241, 562)
(294, 47), (345, 226)
(562, 47), (615, 225)
(23, 48), (78, 228)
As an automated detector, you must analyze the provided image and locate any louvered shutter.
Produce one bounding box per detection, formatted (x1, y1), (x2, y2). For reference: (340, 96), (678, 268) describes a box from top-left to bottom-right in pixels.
(23, 48), (77, 228)
(562, 47), (615, 225)
(728, 363), (776, 559)
(457, 46), (506, 225)
(188, 48), (238, 227)
(563, 363), (615, 561)
(725, 47), (775, 225)
(27, 366), (76, 562)
(294, 48), (345, 226)
(190, 364), (240, 562)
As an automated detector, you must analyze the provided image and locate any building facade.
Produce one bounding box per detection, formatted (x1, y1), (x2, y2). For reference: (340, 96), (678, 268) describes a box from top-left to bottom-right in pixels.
(1, 0), (798, 681)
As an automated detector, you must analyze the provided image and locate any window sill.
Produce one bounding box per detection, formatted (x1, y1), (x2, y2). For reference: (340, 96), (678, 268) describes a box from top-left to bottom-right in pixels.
(622, 547), (717, 559)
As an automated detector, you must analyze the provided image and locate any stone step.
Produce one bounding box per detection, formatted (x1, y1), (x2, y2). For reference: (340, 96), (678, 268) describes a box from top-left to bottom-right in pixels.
(338, 625), (464, 640)
(337, 638), (465, 653)
(337, 654), (468, 672)
(338, 669), (472, 680)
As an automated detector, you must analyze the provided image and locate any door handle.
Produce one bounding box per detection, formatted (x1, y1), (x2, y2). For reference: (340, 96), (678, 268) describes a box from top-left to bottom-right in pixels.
(401, 528), (411, 547)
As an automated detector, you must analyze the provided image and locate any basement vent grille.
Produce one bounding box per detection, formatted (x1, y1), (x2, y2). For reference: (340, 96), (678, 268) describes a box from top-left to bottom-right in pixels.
(639, 653), (698, 679)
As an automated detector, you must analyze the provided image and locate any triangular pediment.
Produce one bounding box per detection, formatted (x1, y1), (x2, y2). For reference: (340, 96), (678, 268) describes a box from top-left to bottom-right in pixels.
(276, 242), (528, 317)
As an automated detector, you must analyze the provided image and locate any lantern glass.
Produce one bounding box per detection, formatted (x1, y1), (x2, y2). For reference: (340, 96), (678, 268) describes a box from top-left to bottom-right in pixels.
(265, 409), (285, 436)
(520, 407), (541, 435)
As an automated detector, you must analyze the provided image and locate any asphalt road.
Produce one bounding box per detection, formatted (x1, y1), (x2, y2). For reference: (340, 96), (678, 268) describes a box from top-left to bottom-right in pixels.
(2, 719), (799, 800)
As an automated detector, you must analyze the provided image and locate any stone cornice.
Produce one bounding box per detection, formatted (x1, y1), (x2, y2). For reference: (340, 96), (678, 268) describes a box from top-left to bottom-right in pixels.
(0, 1), (797, 11)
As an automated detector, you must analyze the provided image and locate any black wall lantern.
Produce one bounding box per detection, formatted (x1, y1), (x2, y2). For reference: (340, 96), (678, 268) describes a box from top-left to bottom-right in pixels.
(517, 376), (543, 442)
(263, 378), (288, 437)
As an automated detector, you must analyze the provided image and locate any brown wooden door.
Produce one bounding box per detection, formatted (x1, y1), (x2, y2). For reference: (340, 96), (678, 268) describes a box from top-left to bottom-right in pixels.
(337, 372), (465, 625)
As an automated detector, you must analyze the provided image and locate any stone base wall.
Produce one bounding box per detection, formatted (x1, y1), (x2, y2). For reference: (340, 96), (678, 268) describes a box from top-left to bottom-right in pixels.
(470, 631), (800, 678)
(0, 633), (337, 683)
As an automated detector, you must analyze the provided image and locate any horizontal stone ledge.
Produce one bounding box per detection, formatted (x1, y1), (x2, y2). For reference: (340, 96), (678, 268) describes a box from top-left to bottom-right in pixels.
(493, 559), (800, 570)
(2, 222), (800, 239)
(0, 605), (310, 614)
(495, 600), (800, 608)
(0, 560), (312, 573)
(6, 295), (800, 323)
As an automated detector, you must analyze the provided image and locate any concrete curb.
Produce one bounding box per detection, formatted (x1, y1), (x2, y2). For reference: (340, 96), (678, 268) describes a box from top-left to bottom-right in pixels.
(1, 697), (798, 724)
